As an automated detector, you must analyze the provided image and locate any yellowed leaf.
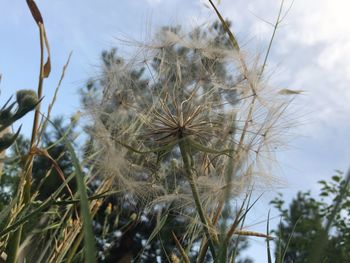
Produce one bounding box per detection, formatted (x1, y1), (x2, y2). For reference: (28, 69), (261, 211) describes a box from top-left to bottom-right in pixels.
(43, 57), (51, 78)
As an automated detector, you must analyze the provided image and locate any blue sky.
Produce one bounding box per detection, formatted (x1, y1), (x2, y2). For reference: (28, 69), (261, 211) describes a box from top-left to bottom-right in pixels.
(1, 0), (350, 261)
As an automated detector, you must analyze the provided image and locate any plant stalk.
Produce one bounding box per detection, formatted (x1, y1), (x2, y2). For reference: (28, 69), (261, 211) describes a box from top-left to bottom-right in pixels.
(5, 22), (46, 263)
(178, 137), (217, 260)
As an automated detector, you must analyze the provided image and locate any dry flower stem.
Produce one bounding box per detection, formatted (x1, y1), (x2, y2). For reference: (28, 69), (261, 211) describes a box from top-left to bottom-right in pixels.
(178, 137), (217, 260)
(197, 202), (224, 263)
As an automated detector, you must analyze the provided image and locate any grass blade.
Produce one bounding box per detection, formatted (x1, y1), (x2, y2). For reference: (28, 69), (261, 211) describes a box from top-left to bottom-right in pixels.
(64, 139), (97, 263)
(172, 231), (191, 263)
(281, 217), (300, 263)
(266, 210), (272, 263)
(134, 211), (169, 261)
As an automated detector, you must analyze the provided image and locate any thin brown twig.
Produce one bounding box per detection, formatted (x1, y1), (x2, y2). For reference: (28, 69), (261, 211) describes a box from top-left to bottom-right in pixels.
(172, 232), (191, 263)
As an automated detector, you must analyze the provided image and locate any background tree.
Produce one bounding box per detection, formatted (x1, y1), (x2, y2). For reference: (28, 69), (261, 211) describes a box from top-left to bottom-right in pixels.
(0, 117), (77, 209)
(271, 170), (350, 263)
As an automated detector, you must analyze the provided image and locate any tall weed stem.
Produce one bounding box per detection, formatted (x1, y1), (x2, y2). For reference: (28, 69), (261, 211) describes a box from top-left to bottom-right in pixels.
(178, 137), (217, 260)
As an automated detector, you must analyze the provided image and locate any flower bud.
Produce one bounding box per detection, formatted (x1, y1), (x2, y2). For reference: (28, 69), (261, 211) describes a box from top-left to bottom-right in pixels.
(16, 90), (38, 110)
(0, 126), (21, 153)
(15, 90), (39, 118)
(20, 95), (39, 110)
(0, 109), (13, 124)
(0, 101), (16, 125)
(0, 133), (16, 152)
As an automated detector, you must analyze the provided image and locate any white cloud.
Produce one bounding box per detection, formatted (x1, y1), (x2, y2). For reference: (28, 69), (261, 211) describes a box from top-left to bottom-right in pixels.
(205, 0), (350, 136)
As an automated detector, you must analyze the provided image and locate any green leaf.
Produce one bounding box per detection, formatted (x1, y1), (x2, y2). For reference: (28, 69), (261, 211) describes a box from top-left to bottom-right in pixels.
(64, 138), (97, 263)
(281, 218), (300, 262)
(332, 175), (341, 182)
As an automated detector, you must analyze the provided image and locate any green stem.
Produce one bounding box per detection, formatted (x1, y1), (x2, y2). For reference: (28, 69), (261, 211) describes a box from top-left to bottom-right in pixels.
(178, 137), (217, 260)
(5, 227), (22, 263)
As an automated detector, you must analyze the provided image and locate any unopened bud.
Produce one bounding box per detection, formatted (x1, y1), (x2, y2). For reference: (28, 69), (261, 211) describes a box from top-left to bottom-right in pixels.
(0, 109), (13, 123)
(16, 90), (37, 106)
(16, 90), (38, 110)
(0, 101), (16, 125)
(15, 90), (39, 117)
(0, 133), (16, 152)
(0, 126), (21, 153)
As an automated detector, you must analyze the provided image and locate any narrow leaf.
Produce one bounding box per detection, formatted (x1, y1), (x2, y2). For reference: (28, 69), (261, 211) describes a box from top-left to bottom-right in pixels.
(172, 232), (191, 263)
(42, 26), (51, 78)
(64, 139), (97, 263)
(43, 57), (51, 78)
(208, 0), (240, 50)
(266, 210), (272, 263)
(281, 218), (300, 262)
(134, 212), (169, 261)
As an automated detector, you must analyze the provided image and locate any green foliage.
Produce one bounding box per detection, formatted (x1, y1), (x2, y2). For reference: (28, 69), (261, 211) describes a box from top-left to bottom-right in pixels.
(0, 118), (77, 209)
(32, 118), (77, 200)
(271, 170), (350, 262)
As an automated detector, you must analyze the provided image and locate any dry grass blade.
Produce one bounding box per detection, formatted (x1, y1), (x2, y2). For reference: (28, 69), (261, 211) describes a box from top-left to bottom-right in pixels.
(42, 25), (51, 78)
(260, 0), (286, 74)
(208, 0), (239, 50)
(232, 230), (273, 239)
(225, 193), (263, 244)
(197, 203), (224, 263)
(29, 147), (74, 198)
(172, 231), (191, 263)
(43, 55), (51, 78)
(38, 52), (72, 142)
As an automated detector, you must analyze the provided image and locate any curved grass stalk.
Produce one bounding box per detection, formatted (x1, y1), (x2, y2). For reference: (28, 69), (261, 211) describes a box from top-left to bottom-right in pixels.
(6, 2), (49, 261)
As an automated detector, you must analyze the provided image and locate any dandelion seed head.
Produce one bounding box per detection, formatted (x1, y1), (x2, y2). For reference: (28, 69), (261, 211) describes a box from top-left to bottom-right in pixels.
(84, 24), (297, 211)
